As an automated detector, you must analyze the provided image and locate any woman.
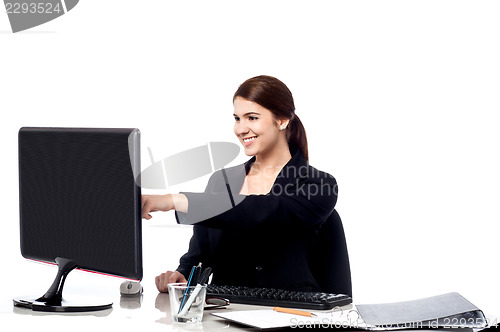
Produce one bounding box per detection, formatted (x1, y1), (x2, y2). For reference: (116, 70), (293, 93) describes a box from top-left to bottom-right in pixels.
(143, 75), (341, 293)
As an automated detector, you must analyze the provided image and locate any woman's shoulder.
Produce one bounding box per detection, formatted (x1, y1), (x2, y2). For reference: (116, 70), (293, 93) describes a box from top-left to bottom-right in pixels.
(284, 150), (337, 185)
(306, 164), (336, 182)
(280, 162), (336, 186)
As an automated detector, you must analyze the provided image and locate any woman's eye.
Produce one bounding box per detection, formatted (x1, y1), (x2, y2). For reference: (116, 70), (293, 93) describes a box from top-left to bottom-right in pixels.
(249, 116), (258, 121)
(234, 117), (240, 121)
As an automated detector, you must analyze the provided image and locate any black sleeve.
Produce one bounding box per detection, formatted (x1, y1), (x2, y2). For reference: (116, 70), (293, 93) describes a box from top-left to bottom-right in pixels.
(176, 225), (210, 278)
(175, 170), (338, 231)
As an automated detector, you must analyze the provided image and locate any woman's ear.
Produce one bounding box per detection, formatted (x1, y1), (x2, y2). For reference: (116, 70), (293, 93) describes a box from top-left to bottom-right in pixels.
(278, 119), (290, 131)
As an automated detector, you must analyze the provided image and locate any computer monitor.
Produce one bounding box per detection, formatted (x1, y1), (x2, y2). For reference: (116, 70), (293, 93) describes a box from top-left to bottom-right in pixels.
(14, 127), (142, 312)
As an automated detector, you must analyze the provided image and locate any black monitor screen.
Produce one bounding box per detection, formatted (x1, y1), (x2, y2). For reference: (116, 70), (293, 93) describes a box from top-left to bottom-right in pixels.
(18, 127), (142, 281)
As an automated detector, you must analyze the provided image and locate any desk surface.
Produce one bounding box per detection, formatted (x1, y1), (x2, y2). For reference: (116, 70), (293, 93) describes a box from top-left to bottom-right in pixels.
(4, 292), (262, 331)
(3, 290), (493, 332)
(1, 265), (496, 332)
(1, 261), (350, 331)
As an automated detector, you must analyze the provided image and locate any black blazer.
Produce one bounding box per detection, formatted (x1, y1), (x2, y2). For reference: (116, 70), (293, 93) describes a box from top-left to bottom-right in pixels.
(175, 149), (338, 291)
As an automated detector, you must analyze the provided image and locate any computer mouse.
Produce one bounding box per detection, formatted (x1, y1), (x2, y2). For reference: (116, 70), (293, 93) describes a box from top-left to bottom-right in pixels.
(120, 281), (143, 296)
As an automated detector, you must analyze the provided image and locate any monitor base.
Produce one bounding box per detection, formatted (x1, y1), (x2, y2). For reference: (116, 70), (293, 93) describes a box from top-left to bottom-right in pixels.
(13, 257), (113, 312)
(13, 296), (113, 312)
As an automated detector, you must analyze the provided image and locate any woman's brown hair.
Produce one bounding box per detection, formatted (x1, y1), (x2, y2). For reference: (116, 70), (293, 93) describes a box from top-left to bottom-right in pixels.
(233, 75), (308, 161)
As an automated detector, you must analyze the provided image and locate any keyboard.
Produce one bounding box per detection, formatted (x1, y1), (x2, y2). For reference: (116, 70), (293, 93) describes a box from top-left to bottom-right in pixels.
(206, 284), (352, 310)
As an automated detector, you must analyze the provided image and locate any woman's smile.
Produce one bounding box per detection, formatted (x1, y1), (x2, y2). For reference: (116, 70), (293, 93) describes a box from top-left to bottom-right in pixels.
(242, 136), (257, 147)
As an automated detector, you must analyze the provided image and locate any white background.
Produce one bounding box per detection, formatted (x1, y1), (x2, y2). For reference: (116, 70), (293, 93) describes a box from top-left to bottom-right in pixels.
(1, 0), (499, 327)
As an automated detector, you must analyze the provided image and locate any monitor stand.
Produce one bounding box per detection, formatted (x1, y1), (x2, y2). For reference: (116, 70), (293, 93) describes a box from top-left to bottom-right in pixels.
(13, 257), (113, 312)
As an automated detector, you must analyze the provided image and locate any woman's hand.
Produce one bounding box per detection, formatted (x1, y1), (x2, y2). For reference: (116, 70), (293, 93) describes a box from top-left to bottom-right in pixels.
(142, 194), (174, 219)
(142, 194), (189, 219)
(155, 270), (188, 293)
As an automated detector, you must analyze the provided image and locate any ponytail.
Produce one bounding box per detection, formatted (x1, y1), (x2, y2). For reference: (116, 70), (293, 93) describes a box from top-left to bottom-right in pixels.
(287, 114), (308, 162)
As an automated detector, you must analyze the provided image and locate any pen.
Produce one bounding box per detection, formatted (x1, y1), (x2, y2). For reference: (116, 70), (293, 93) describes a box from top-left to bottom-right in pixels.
(178, 265), (196, 314)
(192, 262), (202, 285)
(273, 307), (317, 317)
(178, 267), (212, 317)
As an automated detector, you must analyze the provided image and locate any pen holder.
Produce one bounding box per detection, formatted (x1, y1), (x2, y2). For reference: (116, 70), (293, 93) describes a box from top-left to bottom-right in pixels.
(168, 283), (207, 323)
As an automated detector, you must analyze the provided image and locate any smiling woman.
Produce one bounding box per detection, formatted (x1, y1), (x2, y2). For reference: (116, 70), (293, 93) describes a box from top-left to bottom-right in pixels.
(142, 75), (351, 296)
(234, 75), (308, 162)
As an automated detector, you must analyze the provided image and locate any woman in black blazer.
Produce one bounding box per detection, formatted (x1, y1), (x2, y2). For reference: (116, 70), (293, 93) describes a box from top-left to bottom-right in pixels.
(143, 75), (340, 293)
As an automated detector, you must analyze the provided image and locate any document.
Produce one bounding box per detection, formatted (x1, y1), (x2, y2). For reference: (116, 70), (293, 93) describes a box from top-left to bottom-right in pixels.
(212, 293), (489, 330)
(212, 305), (353, 329)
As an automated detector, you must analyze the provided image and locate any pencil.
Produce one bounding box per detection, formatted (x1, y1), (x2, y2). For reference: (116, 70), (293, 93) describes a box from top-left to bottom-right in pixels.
(273, 307), (316, 317)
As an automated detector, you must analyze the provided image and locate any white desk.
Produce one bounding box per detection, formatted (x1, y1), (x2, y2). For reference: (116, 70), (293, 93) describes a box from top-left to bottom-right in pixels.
(2, 263), (496, 331)
(4, 290), (497, 331)
(3, 289), (268, 331)
(5, 292), (494, 332)
(1, 259), (336, 331)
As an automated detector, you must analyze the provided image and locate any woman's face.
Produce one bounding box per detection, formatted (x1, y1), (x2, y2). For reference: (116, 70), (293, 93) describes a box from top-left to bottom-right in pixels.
(233, 97), (287, 157)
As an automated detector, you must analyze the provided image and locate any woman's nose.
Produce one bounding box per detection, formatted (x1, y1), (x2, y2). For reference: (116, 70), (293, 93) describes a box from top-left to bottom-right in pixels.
(234, 121), (249, 136)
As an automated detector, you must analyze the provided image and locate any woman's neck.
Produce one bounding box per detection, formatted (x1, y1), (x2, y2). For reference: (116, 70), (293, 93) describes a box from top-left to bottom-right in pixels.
(252, 142), (292, 174)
